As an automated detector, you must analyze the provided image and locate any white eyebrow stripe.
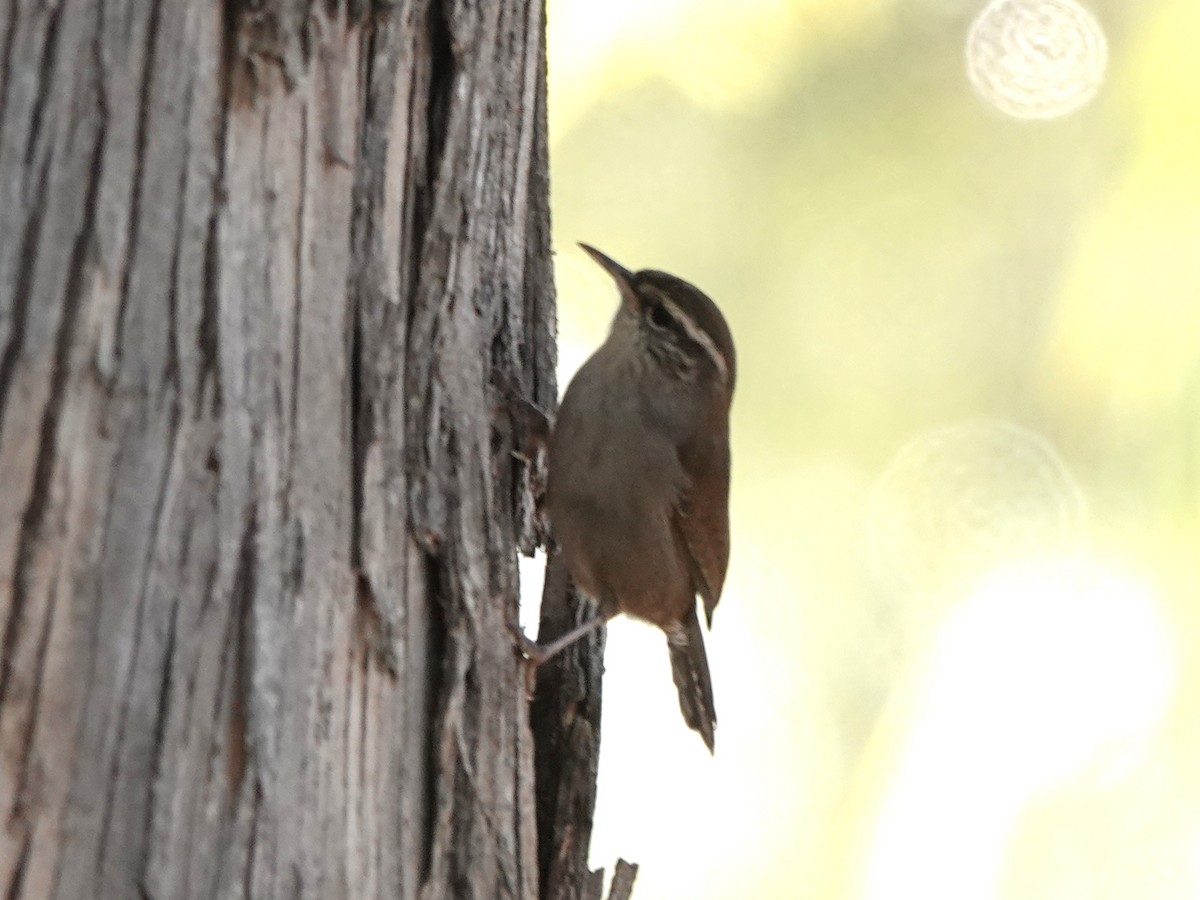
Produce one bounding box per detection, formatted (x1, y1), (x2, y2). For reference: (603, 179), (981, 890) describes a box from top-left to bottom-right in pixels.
(660, 296), (729, 385)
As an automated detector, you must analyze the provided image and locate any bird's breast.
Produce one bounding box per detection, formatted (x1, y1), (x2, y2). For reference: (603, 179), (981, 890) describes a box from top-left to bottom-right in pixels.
(547, 352), (693, 624)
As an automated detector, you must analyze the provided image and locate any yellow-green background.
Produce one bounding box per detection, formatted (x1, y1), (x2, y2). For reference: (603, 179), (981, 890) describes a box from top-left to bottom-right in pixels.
(532, 0), (1200, 896)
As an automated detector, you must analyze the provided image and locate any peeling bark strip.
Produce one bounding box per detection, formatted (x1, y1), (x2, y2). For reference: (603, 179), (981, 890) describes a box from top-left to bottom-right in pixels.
(0, 1), (566, 898)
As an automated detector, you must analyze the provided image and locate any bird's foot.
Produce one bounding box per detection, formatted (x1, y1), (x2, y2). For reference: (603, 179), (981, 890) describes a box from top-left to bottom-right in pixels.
(492, 369), (552, 457)
(508, 621), (551, 666)
(509, 616), (607, 669)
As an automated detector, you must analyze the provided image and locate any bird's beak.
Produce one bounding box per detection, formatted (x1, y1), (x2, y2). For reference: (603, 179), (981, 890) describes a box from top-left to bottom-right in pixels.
(578, 243), (639, 313)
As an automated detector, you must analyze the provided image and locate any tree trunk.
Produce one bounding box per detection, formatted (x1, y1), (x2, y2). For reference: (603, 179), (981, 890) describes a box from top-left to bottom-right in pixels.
(0, 1), (573, 897)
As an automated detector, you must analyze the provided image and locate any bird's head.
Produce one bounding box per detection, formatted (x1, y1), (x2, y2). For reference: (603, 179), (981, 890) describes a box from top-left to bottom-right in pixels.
(579, 243), (736, 394)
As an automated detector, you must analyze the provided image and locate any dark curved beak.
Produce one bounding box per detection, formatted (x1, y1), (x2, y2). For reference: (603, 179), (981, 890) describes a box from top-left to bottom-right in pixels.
(578, 243), (638, 311)
(578, 243), (632, 282)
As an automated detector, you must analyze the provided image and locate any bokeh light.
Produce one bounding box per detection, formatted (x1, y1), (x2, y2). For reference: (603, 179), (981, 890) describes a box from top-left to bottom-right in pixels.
(966, 0), (1108, 119)
(867, 419), (1086, 617)
(860, 558), (1176, 899)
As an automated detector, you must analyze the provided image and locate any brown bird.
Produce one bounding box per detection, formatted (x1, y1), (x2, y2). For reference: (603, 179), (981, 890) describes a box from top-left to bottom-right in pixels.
(533, 244), (735, 752)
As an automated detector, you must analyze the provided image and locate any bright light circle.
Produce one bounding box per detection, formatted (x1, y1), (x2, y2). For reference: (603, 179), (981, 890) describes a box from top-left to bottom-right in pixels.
(966, 0), (1108, 119)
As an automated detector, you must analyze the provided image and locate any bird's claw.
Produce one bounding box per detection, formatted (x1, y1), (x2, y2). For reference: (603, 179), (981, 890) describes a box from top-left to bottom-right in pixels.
(508, 621), (548, 666)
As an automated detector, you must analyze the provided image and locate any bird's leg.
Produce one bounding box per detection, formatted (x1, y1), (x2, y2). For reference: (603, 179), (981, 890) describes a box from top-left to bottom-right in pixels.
(509, 617), (606, 666)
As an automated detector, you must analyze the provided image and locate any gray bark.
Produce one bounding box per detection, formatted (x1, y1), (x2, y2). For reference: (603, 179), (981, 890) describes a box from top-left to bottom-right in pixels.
(0, 1), (567, 898)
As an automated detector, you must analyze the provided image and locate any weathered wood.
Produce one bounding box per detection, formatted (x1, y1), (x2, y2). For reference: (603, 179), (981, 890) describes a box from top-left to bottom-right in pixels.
(606, 859), (639, 900)
(0, 0), (565, 897)
(530, 551), (606, 900)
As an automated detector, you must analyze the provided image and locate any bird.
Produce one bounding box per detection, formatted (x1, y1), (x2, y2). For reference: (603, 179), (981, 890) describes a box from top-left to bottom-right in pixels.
(531, 243), (735, 753)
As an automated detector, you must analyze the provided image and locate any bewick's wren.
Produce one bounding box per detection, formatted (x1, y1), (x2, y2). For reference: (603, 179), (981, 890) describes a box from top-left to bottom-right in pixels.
(539, 244), (735, 753)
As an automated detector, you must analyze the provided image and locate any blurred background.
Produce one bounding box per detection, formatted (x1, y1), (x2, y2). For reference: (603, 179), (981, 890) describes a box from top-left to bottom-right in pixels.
(522, 0), (1200, 896)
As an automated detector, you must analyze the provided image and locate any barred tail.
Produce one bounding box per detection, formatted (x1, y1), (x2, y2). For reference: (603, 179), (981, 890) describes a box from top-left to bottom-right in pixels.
(668, 605), (716, 753)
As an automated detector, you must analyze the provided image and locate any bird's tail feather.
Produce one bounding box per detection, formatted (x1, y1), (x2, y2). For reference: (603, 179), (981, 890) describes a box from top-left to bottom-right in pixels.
(668, 605), (716, 753)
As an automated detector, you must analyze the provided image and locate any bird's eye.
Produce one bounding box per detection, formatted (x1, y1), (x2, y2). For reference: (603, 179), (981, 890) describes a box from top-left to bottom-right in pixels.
(648, 303), (673, 329)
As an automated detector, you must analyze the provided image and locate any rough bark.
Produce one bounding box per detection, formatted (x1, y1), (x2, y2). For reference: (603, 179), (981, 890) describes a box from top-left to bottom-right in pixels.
(530, 551), (606, 900)
(0, 1), (566, 898)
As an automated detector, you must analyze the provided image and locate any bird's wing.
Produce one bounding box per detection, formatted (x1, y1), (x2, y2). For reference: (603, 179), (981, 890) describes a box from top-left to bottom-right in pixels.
(672, 439), (730, 629)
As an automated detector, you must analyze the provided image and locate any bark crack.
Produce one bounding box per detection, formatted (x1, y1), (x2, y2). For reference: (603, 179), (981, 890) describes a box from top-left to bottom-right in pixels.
(93, 391), (183, 878)
(346, 20), (373, 570)
(22, 0), (63, 168)
(0, 113), (106, 722)
(113, 0), (166, 371)
(227, 508), (258, 800)
(422, 0), (454, 226)
(0, 0), (23, 131)
(197, 7), (236, 414)
(242, 782), (262, 900)
(289, 102), (308, 492)
(8, 548), (63, 833)
(0, 149), (52, 434)
(419, 550), (446, 887)
(402, 0), (461, 551)
(348, 271), (364, 567)
(2, 830), (31, 900)
(139, 595), (179, 894)
(198, 197), (224, 414)
(164, 76), (196, 395)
